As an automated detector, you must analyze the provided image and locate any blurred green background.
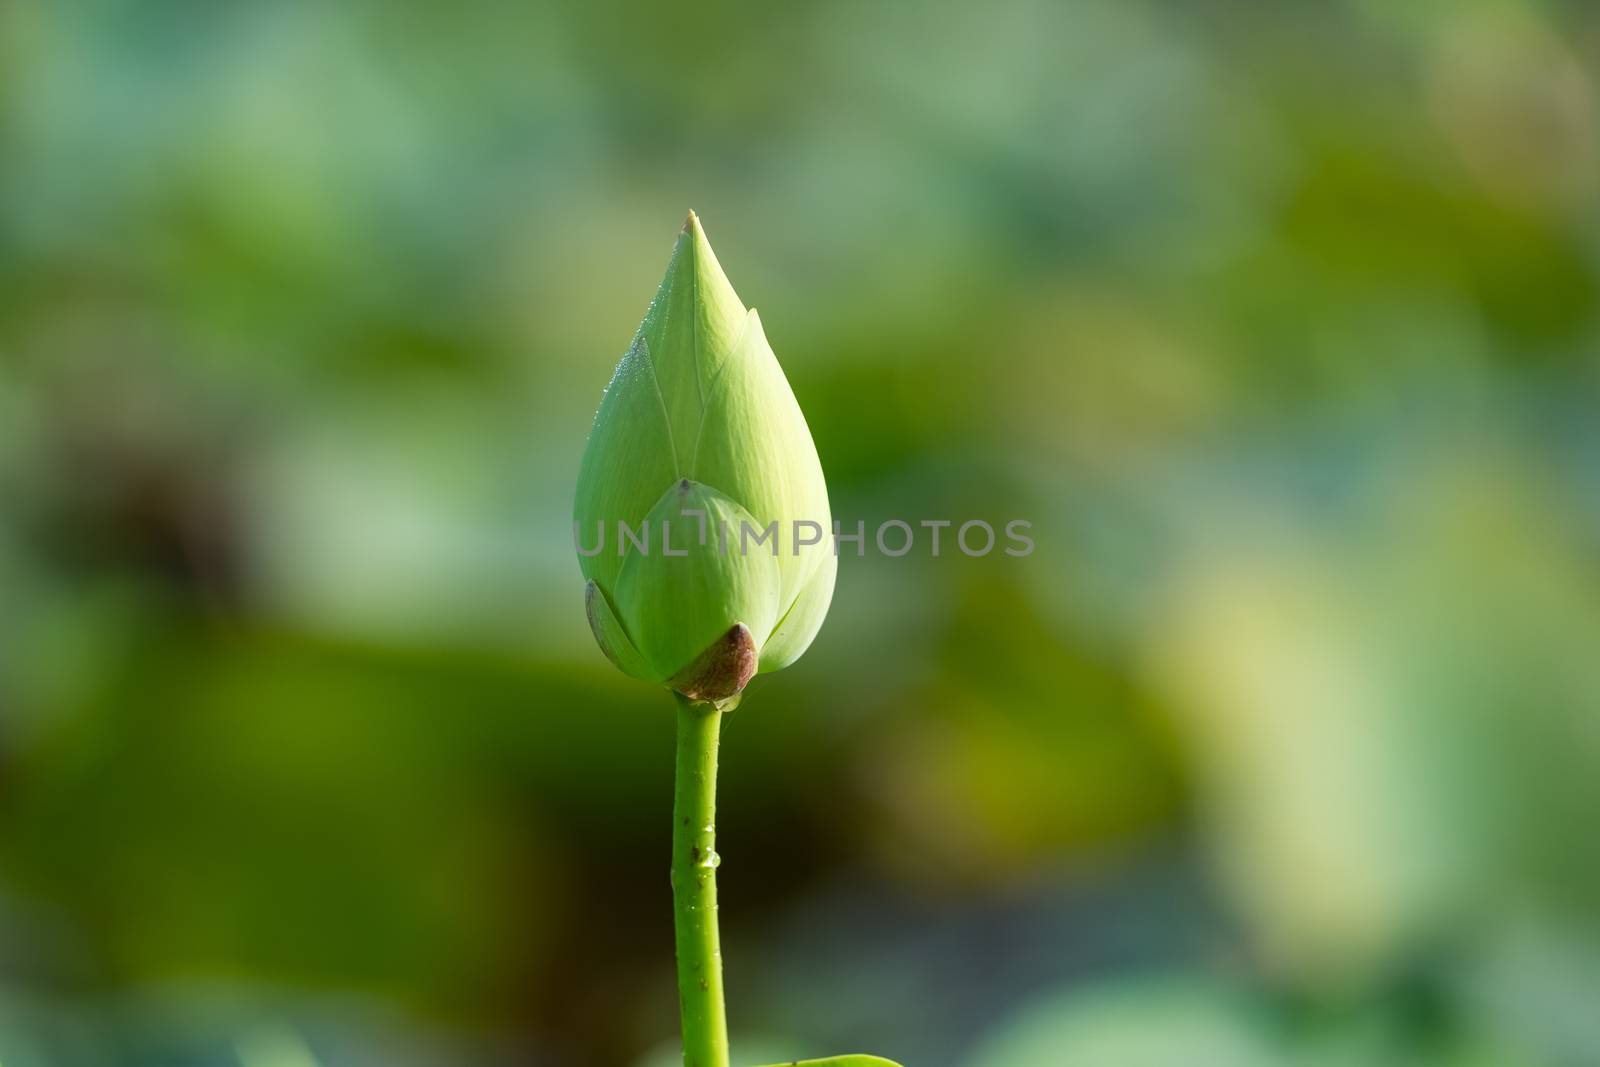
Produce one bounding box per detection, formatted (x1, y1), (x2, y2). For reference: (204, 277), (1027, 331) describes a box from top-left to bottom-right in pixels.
(3, 1), (1600, 1065)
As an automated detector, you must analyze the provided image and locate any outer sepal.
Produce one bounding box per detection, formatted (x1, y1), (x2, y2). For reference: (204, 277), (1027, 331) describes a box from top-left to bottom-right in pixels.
(583, 580), (660, 682)
(612, 479), (782, 686)
(669, 623), (757, 710)
(759, 549), (837, 673)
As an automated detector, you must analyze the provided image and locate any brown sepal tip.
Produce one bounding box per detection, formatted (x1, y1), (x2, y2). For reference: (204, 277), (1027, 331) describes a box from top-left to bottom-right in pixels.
(669, 623), (757, 705)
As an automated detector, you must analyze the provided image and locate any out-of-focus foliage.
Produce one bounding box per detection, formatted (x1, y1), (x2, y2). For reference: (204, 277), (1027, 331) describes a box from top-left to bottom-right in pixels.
(1, 1), (1598, 1065)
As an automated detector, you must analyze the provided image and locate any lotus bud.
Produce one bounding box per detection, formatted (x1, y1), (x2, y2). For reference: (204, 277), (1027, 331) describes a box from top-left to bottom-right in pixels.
(574, 213), (835, 710)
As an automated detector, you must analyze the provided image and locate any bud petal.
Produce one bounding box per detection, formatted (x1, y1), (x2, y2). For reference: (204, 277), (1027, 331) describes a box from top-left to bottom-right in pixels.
(573, 213), (747, 595)
(572, 333), (681, 597)
(694, 308), (834, 620)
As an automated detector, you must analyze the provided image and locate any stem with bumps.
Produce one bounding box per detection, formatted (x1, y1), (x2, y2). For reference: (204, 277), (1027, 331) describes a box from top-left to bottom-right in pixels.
(671, 693), (730, 1067)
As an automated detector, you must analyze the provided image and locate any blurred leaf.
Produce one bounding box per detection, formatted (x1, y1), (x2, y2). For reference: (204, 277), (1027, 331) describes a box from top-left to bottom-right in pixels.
(962, 979), (1280, 1067)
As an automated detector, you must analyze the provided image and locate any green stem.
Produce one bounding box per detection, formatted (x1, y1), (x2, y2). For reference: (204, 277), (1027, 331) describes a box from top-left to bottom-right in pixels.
(671, 694), (731, 1067)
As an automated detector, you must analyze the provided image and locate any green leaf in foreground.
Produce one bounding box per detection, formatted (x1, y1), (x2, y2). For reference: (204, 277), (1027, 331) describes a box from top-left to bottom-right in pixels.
(750, 1057), (905, 1066)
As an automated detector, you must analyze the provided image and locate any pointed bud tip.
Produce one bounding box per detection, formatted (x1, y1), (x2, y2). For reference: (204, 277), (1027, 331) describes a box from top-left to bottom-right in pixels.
(673, 210), (714, 265)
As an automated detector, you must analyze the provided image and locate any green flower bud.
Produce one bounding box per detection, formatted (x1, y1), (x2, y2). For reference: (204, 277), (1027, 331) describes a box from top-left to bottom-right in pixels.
(575, 213), (835, 709)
